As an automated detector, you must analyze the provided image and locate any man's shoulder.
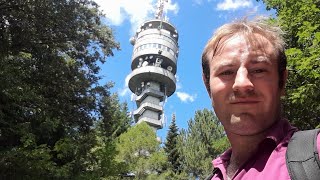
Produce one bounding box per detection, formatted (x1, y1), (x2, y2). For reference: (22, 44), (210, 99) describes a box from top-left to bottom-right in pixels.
(286, 129), (320, 180)
(318, 131), (320, 156)
(286, 129), (320, 158)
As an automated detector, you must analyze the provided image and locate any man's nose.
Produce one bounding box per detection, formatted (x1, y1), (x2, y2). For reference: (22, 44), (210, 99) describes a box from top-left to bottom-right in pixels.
(232, 68), (254, 92)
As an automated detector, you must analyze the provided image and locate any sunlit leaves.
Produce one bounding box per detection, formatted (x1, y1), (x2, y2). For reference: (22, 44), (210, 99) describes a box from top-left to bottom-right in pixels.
(116, 122), (166, 179)
(259, 0), (320, 129)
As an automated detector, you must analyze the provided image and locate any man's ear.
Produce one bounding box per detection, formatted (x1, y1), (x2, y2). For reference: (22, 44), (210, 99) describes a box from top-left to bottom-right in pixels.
(280, 69), (288, 96)
(202, 73), (211, 97)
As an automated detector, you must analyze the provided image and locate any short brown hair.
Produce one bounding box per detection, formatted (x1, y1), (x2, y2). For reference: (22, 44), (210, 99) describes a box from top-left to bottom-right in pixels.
(201, 17), (287, 93)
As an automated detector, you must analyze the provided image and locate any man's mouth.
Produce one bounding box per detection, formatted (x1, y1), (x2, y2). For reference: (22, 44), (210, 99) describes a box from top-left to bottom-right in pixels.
(230, 99), (260, 104)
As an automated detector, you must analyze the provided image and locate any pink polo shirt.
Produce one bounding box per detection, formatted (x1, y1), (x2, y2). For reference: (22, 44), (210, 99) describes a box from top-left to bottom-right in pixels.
(211, 119), (320, 180)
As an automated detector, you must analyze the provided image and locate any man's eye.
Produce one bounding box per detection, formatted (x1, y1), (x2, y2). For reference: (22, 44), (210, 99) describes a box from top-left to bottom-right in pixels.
(252, 69), (266, 73)
(220, 71), (234, 76)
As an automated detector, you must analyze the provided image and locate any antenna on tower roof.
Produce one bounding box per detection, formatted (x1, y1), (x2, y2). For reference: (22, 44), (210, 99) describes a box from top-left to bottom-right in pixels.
(155, 0), (168, 20)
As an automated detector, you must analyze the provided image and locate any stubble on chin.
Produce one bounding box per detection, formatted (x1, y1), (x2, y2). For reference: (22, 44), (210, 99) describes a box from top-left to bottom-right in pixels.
(226, 113), (266, 136)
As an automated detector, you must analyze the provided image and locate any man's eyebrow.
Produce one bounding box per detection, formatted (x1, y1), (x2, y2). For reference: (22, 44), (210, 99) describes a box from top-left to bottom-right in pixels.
(249, 56), (272, 65)
(212, 60), (236, 71)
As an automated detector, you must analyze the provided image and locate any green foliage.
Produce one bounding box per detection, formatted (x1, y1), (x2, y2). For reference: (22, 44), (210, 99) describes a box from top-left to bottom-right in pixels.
(116, 122), (167, 179)
(258, 0), (320, 129)
(91, 93), (131, 179)
(88, 139), (126, 179)
(0, 0), (129, 179)
(177, 109), (229, 179)
(98, 93), (131, 140)
(164, 114), (181, 173)
(147, 149), (168, 173)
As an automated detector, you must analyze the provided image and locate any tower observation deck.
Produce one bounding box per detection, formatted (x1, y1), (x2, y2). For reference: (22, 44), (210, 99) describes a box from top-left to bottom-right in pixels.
(127, 0), (179, 131)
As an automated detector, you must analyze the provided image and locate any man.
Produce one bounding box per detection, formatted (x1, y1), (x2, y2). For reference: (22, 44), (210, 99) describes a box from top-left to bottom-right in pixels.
(201, 18), (320, 179)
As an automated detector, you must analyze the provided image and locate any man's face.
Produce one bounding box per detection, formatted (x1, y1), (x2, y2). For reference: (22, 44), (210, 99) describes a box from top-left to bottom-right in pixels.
(207, 33), (286, 136)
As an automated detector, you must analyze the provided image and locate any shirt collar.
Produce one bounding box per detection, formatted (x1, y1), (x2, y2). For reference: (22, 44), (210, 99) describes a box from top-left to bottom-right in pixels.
(264, 118), (297, 145)
(212, 118), (297, 167)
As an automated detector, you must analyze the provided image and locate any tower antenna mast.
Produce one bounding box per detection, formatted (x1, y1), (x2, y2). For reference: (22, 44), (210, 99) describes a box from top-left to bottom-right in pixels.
(155, 0), (168, 20)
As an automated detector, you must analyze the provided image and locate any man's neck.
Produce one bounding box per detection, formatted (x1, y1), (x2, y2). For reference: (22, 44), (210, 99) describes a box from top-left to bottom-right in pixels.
(226, 131), (267, 179)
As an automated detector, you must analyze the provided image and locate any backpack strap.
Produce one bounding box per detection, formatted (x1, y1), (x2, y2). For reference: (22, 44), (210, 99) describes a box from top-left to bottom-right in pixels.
(205, 167), (220, 180)
(286, 129), (320, 180)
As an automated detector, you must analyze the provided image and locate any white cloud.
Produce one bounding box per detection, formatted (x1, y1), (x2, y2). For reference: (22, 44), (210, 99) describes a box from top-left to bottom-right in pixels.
(176, 82), (182, 90)
(176, 91), (197, 103)
(119, 87), (130, 97)
(124, 74), (130, 87)
(192, 0), (204, 5)
(118, 74), (131, 97)
(175, 75), (182, 90)
(95, 0), (179, 33)
(251, 5), (259, 14)
(217, 0), (253, 11)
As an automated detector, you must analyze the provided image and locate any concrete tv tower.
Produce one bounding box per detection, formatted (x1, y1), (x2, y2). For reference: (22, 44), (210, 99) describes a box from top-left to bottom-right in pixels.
(127, 0), (179, 131)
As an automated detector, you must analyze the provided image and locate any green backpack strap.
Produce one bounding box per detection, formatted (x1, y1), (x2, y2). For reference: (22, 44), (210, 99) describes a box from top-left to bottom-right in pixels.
(286, 129), (320, 180)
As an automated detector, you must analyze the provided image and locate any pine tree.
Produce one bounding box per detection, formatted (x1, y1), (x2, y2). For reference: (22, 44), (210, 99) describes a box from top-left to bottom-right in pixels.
(164, 113), (181, 173)
(177, 109), (229, 179)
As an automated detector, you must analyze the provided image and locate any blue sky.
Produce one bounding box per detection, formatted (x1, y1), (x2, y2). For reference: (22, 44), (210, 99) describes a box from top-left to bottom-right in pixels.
(95, 0), (275, 140)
